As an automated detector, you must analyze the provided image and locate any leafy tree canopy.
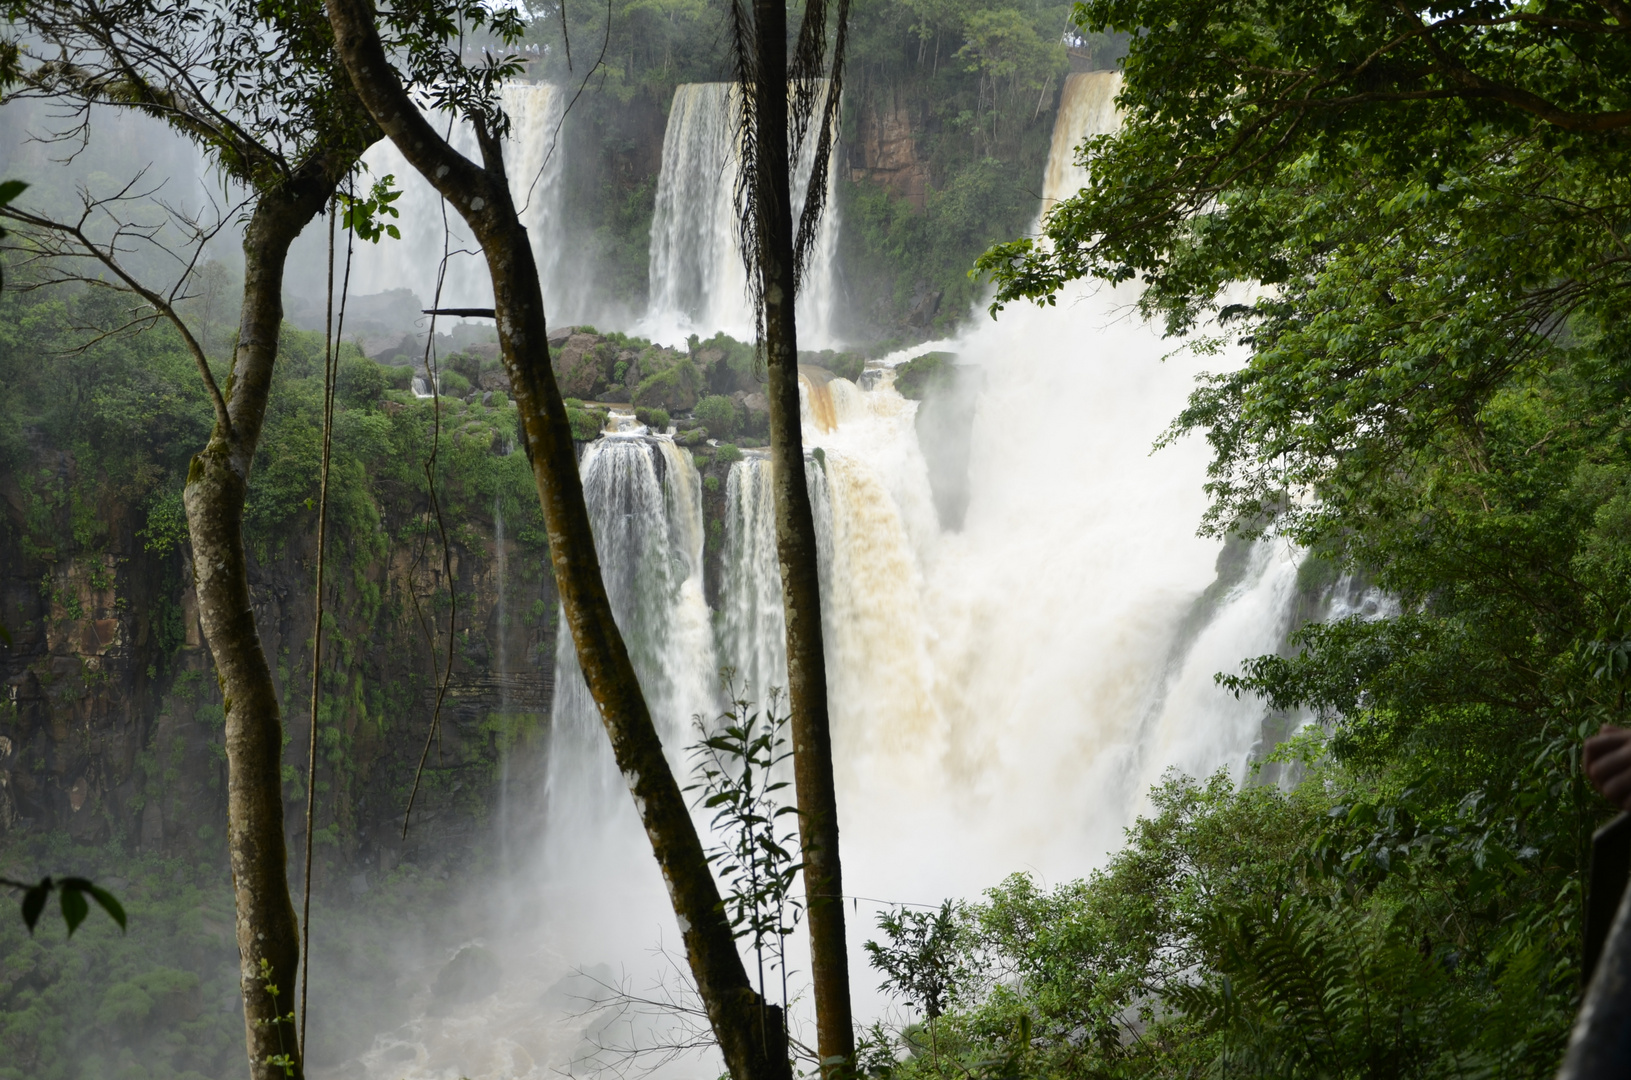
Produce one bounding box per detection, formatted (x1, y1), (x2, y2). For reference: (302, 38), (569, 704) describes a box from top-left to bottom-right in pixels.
(932, 4), (1631, 1071)
(978, 0), (1631, 541)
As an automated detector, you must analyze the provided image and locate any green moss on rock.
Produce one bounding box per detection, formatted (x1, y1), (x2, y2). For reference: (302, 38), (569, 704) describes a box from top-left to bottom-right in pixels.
(633, 359), (702, 412)
(893, 351), (958, 400)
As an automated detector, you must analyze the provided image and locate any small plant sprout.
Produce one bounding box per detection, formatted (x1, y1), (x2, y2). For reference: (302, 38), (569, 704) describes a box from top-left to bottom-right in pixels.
(688, 672), (805, 1018)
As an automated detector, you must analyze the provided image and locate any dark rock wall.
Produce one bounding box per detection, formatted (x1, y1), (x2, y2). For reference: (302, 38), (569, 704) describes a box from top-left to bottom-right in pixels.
(0, 440), (558, 877)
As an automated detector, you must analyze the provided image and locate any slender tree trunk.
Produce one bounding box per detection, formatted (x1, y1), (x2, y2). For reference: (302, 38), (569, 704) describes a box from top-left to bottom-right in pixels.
(319, 6), (790, 1078)
(749, 2), (856, 1073)
(184, 167), (336, 1080)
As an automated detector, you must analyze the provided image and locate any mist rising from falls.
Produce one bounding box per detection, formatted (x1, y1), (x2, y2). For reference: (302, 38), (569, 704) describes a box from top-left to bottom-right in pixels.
(641, 83), (842, 347)
(343, 83), (599, 323)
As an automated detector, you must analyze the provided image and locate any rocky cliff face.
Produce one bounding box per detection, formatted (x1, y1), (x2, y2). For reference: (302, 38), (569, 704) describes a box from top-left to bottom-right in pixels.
(847, 90), (931, 210)
(0, 436), (557, 879)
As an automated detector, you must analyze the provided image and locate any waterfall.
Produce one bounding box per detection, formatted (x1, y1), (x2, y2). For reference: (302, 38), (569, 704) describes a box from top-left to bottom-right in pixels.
(700, 74), (1301, 910)
(344, 83), (583, 317)
(641, 83), (842, 347)
(344, 59), (1309, 1080)
(535, 435), (717, 950)
(1042, 71), (1122, 209)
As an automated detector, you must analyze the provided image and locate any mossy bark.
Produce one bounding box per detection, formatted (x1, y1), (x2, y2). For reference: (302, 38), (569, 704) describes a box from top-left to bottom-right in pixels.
(320, 5), (791, 1078)
(183, 162), (339, 1080)
(749, 2), (856, 1072)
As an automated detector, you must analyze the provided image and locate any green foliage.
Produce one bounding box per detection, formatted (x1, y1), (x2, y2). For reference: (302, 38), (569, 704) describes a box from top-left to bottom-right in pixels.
(255, 957), (298, 1077)
(436, 369), (471, 397)
(714, 443), (743, 466)
(635, 406), (670, 432)
(137, 487), (189, 556)
(944, 6), (1631, 1070)
(869, 768), (1578, 1079)
(866, 901), (961, 1020)
(0, 876), (125, 936)
(229, 321), (545, 558)
(335, 354), (388, 408)
(336, 173), (403, 243)
(688, 678), (804, 1004)
(632, 359), (702, 412)
(0, 278), (217, 564)
(694, 395), (738, 439)
(841, 157), (1047, 337)
(0, 850), (244, 1079)
(832, 0), (1111, 335)
(694, 332), (761, 395)
(802, 349), (865, 382)
(381, 364), (415, 391)
(565, 402), (607, 441)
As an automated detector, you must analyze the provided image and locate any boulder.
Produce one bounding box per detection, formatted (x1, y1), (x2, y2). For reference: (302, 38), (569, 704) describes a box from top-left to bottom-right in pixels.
(632, 359), (702, 412)
(554, 333), (606, 399)
(479, 367), (511, 391)
(907, 288), (942, 328)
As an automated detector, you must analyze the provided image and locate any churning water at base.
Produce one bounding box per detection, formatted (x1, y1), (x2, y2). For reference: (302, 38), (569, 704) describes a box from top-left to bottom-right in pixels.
(334, 69), (1311, 1080)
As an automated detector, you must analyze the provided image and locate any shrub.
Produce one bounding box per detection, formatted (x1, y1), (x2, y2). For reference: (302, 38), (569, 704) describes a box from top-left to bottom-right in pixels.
(337, 354), (388, 407)
(694, 395), (738, 438)
(635, 406), (671, 431)
(714, 443), (743, 465)
(448, 351), (482, 385)
(437, 369), (472, 396)
(566, 405), (605, 441)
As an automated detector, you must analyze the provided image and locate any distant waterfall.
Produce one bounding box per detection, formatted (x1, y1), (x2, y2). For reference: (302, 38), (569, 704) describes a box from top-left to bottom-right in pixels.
(345, 83), (581, 317)
(718, 456), (787, 699)
(1042, 72), (1122, 209)
(642, 82), (842, 347)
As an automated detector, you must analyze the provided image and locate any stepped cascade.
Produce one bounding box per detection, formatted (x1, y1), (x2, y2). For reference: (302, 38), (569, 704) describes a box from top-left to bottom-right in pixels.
(642, 82), (843, 347)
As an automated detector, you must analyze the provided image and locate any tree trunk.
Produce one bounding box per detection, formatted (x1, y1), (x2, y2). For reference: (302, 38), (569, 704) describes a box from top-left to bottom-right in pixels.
(319, 5), (792, 1078)
(184, 165), (336, 1080)
(749, 2), (856, 1073)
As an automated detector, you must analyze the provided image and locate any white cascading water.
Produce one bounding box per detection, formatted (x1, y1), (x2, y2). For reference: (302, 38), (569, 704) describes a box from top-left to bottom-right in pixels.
(546, 433), (716, 823)
(342, 71), (1307, 1079)
(641, 82), (842, 348)
(707, 74), (1302, 905)
(344, 83), (598, 322)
